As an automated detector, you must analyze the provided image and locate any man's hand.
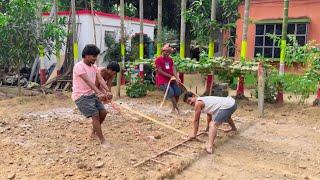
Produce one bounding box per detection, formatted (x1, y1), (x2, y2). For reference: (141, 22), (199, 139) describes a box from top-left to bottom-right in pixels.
(105, 92), (113, 100)
(176, 77), (181, 83)
(97, 93), (107, 101)
(170, 76), (177, 81)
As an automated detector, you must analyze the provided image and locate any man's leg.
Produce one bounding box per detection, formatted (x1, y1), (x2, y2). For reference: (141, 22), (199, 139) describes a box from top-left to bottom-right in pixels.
(206, 121), (221, 154)
(171, 83), (182, 114)
(91, 110), (107, 139)
(226, 118), (237, 132)
(204, 118), (210, 132)
(170, 96), (179, 113)
(164, 86), (177, 113)
(92, 114), (111, 147)
(99, 110), (107, 124)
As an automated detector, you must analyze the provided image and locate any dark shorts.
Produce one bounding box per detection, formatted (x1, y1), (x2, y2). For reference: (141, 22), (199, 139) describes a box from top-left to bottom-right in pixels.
(159, 83), (182, 99)
(213, 103), (237, 123)
(75, 94), (106, 118)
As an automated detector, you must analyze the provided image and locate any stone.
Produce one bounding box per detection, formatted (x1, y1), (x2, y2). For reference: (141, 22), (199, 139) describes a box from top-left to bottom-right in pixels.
(18, 117), (25, 121)
(77, 163), (87, 169)
(299, 165), (307, 169)
(154, 135), (161, 139)
(147, 136), (156, 140)
(64, 172), (74, 177)
(95, 161), (105, 168)
(7, 173), (16, 179)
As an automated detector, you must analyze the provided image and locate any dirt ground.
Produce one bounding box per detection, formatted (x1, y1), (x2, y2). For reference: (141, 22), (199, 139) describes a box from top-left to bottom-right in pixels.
(0, 87), (319, 179)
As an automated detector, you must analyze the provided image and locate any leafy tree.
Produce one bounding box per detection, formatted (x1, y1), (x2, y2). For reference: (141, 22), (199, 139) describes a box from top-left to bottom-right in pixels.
(0, 0), (65, 95)
(185, 0), (242, 47)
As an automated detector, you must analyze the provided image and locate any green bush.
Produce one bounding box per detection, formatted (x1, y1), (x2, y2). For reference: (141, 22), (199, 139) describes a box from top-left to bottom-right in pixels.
(125, 78), (147, 98)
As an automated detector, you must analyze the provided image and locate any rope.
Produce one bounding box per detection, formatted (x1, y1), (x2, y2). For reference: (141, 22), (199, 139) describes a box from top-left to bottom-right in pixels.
(110, 102), (157, 154)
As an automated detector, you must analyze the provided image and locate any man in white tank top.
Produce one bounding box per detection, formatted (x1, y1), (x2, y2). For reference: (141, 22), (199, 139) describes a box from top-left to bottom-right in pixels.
(183, 92), (237, 153)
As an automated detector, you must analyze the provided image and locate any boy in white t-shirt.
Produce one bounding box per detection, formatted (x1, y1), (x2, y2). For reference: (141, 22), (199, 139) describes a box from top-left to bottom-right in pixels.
(183, 92), (237, 154)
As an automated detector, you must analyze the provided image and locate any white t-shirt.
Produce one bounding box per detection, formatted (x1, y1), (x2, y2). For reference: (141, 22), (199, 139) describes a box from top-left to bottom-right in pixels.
(197, 96), (235, 115)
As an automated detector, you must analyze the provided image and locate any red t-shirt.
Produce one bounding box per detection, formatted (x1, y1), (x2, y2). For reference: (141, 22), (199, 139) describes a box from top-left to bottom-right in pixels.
(155, 56), (174, 87)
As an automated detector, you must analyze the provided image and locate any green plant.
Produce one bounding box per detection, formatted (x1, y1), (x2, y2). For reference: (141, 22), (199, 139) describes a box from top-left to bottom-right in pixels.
(185, 0), (241, 47)
(144, 80), (156, 91)
(126, 78), (147, 98)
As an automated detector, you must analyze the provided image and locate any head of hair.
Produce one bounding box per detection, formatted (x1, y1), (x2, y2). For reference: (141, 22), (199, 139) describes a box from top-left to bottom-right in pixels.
(82, 44), (100, 58)
(183, 92), (194, 102)
(162, 43), (173, 53)
(107, 61), (120, 73)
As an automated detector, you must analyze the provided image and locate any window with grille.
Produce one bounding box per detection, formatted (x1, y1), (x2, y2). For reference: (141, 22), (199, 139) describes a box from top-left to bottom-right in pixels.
(254, 23), (307, 58)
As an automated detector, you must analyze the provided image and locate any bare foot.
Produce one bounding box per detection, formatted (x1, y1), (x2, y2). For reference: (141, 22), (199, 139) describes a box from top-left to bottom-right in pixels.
(205, 145), (214, 154)
(175, 108), (181, 115)
(90, 132), (98, 140)
(170, 108), (180, 115)
(101, 141), (112, 149)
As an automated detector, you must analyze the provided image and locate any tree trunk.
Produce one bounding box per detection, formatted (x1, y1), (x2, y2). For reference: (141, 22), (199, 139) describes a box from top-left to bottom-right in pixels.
(208, 0), (216, 58)
(91, 0), (97, 46)
(139, 0), (144, 80)
(276, 0), (289, 104)
(179, 0), (187, 83)
(157, 0), (162, 57)
(36, 0), (46, 85)
(139, 0), (144, 60)
(185, 22), (191, 58)
(236, 0), (250, 99)
(54, 0), (61, 76)
(71, 0), (78, 63)
(117, 0), (125, 97)
(207, 0), (216, 95)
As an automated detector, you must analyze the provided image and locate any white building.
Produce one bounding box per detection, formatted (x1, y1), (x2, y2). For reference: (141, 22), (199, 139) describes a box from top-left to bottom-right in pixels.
(43, 10), (156, 69)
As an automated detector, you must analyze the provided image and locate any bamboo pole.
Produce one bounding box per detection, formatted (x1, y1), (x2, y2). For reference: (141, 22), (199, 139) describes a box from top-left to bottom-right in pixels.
(114, 102), (188, 136)
(134, 132), (206, 167)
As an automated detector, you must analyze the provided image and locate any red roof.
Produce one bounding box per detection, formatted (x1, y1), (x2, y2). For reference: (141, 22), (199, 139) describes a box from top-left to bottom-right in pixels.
(43, 10), (157, 25)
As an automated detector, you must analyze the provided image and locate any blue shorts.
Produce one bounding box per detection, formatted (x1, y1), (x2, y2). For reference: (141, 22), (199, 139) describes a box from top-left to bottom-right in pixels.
(213, 103), (237, 123)
(159, 83), (182, 99)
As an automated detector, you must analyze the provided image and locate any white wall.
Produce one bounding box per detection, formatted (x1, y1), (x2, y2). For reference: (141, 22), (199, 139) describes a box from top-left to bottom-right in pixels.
(44, 13), (155, 69)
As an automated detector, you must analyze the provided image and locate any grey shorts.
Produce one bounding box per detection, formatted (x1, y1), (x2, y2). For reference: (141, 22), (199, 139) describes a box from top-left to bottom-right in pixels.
(159, 83), (182, 99)
(75, 94), (106, 118)
(213, 103), (237, 123)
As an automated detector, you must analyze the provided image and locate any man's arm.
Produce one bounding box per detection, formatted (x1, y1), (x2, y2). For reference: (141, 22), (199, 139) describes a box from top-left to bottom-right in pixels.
(96, 72), (110, 93)
(156, 67), (173, 79)
(173, 66), (179, 79)
(190, 102), (202, 138)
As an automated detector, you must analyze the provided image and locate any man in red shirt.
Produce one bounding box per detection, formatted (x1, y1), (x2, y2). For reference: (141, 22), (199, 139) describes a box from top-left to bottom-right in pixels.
(155, 44), (182, 114)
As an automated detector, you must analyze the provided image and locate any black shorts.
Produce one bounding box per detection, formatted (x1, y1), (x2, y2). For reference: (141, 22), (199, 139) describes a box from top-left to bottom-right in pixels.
(75, 94), (105, 118)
